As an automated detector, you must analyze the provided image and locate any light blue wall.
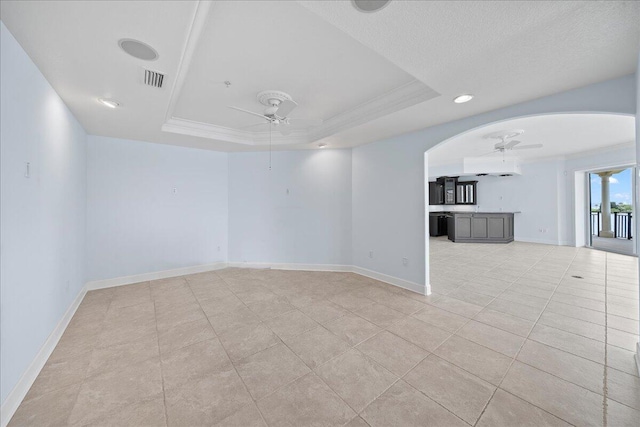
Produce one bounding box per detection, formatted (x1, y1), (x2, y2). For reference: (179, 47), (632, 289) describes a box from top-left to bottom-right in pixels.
(352, 75), (637, 286)
(0, 22), (87, 404)
(86, 136), (229, 281)
(228, 150), (352, 266)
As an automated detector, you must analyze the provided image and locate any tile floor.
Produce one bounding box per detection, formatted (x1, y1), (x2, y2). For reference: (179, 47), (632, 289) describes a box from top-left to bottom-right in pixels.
(9, 238), (640, 426)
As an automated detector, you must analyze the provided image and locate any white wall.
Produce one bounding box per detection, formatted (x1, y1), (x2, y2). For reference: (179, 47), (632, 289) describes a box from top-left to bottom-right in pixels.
(228, 150), (352, 266)
(0, 22), (87, 404)
(353, 75), (637, 287)
(86, 136), (228, 281)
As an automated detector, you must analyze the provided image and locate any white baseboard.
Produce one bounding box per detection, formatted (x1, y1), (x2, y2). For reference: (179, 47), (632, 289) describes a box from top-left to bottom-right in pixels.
(86, 262), (227, 290)
(352, 266), (426, 295)
(514, 237), (562, 246)
(227, 262), (425, 294)
(1, 284), (88, 427)
(226, 262), (351, 272)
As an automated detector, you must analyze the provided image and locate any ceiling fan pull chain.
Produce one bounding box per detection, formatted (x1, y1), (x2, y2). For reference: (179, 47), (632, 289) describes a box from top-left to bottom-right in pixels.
(269, 122), (272, 171)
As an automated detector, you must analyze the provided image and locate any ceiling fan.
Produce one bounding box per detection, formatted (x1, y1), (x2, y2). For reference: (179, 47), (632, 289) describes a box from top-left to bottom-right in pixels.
(228, 90), (322, 136)
(481, 129), (543, 156)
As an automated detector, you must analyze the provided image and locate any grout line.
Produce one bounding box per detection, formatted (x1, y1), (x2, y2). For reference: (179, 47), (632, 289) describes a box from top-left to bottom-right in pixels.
(151, 296), (170, 427)
(602, 252), (609, 427)
(471, 245), (578, 426)
(188, 271), (272, 427)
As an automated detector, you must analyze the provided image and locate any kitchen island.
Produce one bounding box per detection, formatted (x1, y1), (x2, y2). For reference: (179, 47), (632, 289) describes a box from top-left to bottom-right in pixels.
(444, 212), (515, 243)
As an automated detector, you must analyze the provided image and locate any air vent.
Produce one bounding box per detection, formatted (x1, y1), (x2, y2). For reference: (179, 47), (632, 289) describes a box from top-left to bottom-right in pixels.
(143, 69), (164, 88)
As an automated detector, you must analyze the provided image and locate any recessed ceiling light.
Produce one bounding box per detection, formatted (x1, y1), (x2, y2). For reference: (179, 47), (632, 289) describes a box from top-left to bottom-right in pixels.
(318, 143), (327, 148)
(352, 0), (391, 13)
(98, 98), (119, 108)
(453, 94), (474, 104)
(118, 39), (158, 61)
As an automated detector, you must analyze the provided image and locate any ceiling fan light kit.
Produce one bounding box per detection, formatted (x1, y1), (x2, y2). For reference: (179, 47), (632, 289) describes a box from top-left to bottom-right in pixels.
(228, 90), (322, 137)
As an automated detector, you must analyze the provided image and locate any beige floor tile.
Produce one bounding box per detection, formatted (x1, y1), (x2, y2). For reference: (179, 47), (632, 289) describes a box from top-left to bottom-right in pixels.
(544, 301), (605, 325)
(606, 344), (639, 377)
(517, 339), (640, 410)
(315, 349), (397, 412)
(282, 326), (351, 370)
(190, 283), (235, 302)
(234, 285), (280, 305)
(434, 335), (513, 385)
(499, 290), (549, 309)
(165, 366), (253, 426)
(235, 344), (311, 399)
(457, 320), (525, 357)
(608, 314), (640, 335)
(375, 293), (426, 315)
(501, 360), (607, 426)
(345, 416), (370, 427)
(207, 306), (261, 335)
(79, 394), (167, 427)
(354, 303), (406, 328)
(87, 334), (159, 378)
(161, 338), (232, 390)
(404, 354), (495, 424)
(477, 389), (571, 427)
(411, 304), (469, 332)
(265, 309), (319, 339)
(447, 288), (496, 307)
(386, 317), (451, 351)
(360, 380), (467, 427)
(199, 294), (246, 317)
(23, 351), (90, 400)
(486, 298), (544, 321)
(158, 317), (216, 355)
(257, 373), (356, 426)
(529, 323), (604, 363)
(430, 295), (484, 317)
(324, 313), (382, 346)
(68, 357), (163, 426)
(219, 323), (280, 362)
(329, 290), (376, 312)
(98, 317), (157, 349)
(299, 299), (348, 324)
(247, 296), (296, 321)
(537, 310), (604, 341)
(473, 308), (535, 337)
(214, 403), (266, 427)
(9, 383), (80, 427)
(155, 300), (205, 331)
(356, 331), (428, 377)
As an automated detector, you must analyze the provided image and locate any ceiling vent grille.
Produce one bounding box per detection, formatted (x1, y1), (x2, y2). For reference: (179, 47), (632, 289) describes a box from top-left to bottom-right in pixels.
(143, 69), (164, 88)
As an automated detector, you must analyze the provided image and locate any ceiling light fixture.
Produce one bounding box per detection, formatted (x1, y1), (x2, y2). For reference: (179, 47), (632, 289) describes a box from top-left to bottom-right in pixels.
(118, 39), (158, 61)
(453, 94), (474, 104)
(98, 98), (119, 109)
(318, 143), (327, 149)
(352, 0), (391, 13)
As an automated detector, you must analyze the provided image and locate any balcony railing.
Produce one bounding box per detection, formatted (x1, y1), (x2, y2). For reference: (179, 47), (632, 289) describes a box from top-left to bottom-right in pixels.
(590, 212), (633, 240)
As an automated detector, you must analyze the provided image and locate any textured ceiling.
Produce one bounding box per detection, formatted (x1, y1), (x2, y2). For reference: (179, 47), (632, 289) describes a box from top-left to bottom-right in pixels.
(1, 0), (638, 151)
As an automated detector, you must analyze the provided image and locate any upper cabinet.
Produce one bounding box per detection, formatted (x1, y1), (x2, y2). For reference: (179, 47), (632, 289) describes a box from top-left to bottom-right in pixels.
(429, 177), (477, 205)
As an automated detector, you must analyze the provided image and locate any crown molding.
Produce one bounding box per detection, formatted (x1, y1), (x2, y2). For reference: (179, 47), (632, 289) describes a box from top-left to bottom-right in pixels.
(160, 2), (440, 147)
(162, 79), (438, 146)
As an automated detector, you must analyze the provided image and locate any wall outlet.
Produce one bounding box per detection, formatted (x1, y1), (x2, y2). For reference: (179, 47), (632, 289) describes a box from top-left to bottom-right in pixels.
(402, 257), (408, 266)
(368, 251), (373, 258)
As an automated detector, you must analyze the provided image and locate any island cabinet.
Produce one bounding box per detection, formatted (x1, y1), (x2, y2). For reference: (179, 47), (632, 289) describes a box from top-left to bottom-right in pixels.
(447, 212), (514, 243)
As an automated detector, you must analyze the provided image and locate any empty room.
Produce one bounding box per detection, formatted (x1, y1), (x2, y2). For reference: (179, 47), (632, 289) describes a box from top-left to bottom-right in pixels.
(1, 1), (639, 426)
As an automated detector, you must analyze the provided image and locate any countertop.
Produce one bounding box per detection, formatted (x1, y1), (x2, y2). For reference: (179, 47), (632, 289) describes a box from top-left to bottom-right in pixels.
(429, 210), (521, 215)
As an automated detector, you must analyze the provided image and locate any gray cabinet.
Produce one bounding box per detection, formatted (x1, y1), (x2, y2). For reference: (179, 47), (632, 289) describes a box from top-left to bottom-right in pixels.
(447, 213), (514, 243)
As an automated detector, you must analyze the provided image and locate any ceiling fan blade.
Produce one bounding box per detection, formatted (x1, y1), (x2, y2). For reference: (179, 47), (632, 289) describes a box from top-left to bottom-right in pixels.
(286, 118), (323, 126)
(512, 144), (543, 150)
(228, 106), (270, 121)
(505, 140), (521, 149)
(274, 99), (297, 118)
(240, 122), (269, 130)
(480, 149), (500, 157)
